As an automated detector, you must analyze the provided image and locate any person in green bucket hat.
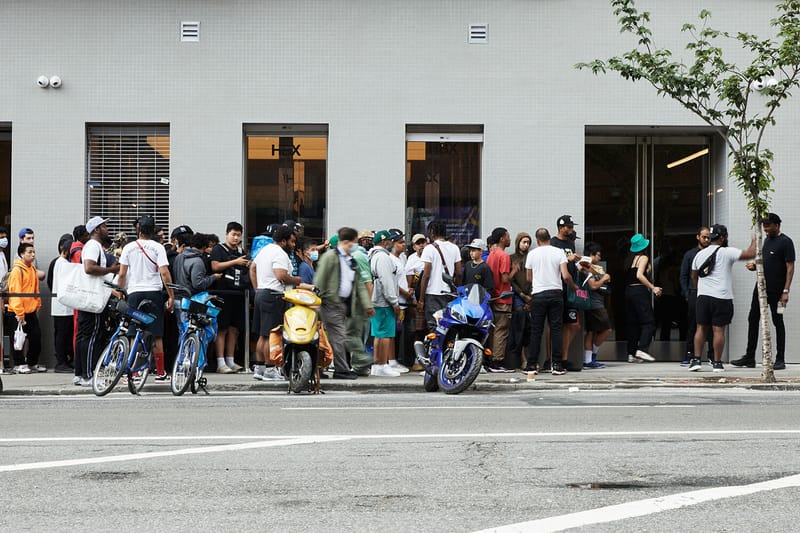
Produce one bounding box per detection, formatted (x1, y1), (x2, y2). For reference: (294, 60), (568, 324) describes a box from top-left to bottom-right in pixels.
(624, 233), (662, 363)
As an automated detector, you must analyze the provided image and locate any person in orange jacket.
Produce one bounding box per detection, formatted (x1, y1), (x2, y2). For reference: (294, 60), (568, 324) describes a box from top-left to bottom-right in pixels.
(7, 242), (43, 374)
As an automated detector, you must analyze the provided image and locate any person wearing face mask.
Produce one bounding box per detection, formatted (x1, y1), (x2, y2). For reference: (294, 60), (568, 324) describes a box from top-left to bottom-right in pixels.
(314, 227), (374, 380)
(250, 225), (312, 381)
(296, 237), (318, 285)
(0, 227), (9, 281)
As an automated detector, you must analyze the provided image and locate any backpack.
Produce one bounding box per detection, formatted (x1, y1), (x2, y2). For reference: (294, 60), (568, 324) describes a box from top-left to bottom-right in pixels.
(0, 265), (19, 294)
(250, 235), (272, 260)
(697, 246), (721, 278)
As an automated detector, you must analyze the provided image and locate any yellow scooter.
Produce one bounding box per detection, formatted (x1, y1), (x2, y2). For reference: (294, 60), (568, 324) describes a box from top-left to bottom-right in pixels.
(281, 288), (323, 393)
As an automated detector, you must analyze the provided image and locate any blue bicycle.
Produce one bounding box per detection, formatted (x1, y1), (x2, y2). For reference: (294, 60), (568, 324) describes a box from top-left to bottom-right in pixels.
(92, 281), (158, 396)
(168, 283), (223, 396)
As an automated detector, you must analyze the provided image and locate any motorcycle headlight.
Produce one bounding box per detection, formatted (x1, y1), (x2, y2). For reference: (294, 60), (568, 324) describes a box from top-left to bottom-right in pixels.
(450, 308), (465, 323)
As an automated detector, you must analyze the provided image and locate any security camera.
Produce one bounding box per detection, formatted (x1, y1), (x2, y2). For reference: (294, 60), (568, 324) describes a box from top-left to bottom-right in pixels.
(36, 76), (49, 88)
(750, 79), (766, 91)
(49, 76), (62, 88)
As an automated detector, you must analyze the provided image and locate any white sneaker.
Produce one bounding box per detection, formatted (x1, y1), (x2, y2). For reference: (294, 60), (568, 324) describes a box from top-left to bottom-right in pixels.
(635, 350), (655, 362)
(13, 365), (31, 374)
(627, 354), (643, 363)
(72, 376), (81, 385)
(32, 364), (47, 373)
(388, 361), (410, 373)
(261, 366), (284, 381)
(371, 364), (401, 377)
(79, 377), (92, 387)
(216, 365), (234, 374)
(228, 363), (243, 372)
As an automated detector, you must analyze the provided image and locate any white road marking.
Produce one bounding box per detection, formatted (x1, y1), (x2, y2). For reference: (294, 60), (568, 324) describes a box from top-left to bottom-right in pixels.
(472, 473), (800, 533)
(280, 405), (695, 411)
(0, 436), (348, 472)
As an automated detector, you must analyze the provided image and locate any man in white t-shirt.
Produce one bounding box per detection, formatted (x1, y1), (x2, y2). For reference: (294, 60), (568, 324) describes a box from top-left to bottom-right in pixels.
(524, 228), (577, 376)
(690, 224), (756, 372)
(249, 225), (310, 381)
(118, 216), (174, 381)
(75, 216), (120, 386)
(417, 221), (462, 331)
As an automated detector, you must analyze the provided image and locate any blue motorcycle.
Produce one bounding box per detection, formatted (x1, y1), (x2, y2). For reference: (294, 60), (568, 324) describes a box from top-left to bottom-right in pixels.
(414, 284), (511, 394)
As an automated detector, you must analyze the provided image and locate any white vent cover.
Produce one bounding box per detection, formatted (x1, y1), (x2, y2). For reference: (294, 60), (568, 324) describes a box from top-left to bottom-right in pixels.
(468, 23), (488, 44)
(180, 21), (200, 42)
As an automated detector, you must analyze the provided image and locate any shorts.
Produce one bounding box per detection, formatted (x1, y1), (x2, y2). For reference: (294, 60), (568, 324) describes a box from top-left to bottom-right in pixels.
(217, 292), (245, 330)
(696, 295), (734, 327)
(370, 306), (396, 339)
(253, 289), (286, 337)
(584, 308), (611, 332)
(563, 307), (580, 325)
(127, 290), (165, 337)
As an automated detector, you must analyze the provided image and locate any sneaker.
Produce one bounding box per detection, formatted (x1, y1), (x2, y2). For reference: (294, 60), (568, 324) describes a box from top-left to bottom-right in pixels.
(634, 350), (655, 362)
(387, 361), (410, 373)
(410, 362), (425, 372)
(711, 361), (725, 372)
(216, 365), (234, 374)
(72, 376), (81, 385)
(730, 356), (756, 368)
(590, 354), (605, 368)
(261, 366), (284, 381)
(78, 377), (93, 387)
(688, 358), (702, 372)
(485, 362), (514, 373)
(551, 361), (567, 375)
(13, 365), (31, 374)
(627, 354), (643, 363)
(228, 363), (243, 372)
(371, 364), (401, 377)
(153, 373), (170, 383)
(774, 360), (786, 370)
(583, 361), (605, 369)
(32, 364), (48, 373)
(680, 356), (691, 366)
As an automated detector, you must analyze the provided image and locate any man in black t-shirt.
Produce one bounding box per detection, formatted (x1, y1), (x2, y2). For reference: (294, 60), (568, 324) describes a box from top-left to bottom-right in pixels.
(732, 213), (795, 370)
(550, 215), (582, 371)
(210, 221), (250, 374)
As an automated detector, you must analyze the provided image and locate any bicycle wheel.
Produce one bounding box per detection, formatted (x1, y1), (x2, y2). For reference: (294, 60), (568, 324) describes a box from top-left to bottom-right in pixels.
(172, 332), (199, 396)
(127, 350), (152, 395)
(93, 336), (129, 396)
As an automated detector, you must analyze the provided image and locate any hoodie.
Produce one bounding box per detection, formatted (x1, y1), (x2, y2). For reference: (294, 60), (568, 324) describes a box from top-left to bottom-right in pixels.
(368, 245), (399, 307)
(8, 259), (41, 317)
(510, 232), (532, 302)
(173, 247), (217, 294)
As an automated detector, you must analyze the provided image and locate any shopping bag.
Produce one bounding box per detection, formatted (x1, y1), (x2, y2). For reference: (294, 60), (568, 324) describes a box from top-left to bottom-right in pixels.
(566, 274), (592, 311)
(56, 262), (113, 313)
(268, 326), (283, 366)
(13, 323), (26, 351)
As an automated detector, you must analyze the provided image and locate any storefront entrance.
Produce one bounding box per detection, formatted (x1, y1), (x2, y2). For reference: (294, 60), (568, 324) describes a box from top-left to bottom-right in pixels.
(585, 135), (713, 360)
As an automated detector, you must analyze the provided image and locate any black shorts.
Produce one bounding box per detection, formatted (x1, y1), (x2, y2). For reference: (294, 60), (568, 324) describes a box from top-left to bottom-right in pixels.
(695, 295), (734, 327)
(253, 289), (286, 337)
(563, 307), (580, 325)
(127, 290), (165, 337)
(584, 308), (611, 332)
(217, 292), (245, 330)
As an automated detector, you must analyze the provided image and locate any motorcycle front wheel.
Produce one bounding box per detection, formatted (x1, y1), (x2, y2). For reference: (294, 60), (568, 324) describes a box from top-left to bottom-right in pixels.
(438, 342), (483, 395)
(288, 350), (313, 393)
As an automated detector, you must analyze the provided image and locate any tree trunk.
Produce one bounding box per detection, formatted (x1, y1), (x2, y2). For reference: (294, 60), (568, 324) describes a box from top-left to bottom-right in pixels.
(756, 227), (776, 382)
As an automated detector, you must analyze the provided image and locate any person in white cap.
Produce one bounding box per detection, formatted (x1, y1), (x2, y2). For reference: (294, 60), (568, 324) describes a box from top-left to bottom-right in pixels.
(462, 238), (494, 291)
(578, 244), (612, 369)
(75, 216), (119, 386)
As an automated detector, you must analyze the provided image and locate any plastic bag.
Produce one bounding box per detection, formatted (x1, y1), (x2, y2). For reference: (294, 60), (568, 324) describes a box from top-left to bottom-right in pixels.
(13, 322), (26, 351)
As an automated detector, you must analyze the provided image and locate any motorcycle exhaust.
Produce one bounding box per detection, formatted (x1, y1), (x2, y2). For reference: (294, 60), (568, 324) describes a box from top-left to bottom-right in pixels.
(414, 341), (430, 365)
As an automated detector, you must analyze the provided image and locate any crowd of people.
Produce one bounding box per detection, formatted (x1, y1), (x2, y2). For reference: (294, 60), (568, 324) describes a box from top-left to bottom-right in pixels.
(0, 211), (793, 382)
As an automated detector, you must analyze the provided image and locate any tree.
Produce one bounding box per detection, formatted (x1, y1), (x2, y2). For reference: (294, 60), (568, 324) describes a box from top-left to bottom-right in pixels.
(577, 0), (800, 382)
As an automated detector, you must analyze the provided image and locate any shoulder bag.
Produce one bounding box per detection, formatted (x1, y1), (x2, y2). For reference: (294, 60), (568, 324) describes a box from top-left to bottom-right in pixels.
(432, 242), (458, 293)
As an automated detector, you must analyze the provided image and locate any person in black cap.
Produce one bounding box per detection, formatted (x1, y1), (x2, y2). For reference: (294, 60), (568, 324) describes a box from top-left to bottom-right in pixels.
(690, 224), (756, 372)
(550, 215), (582, 371)
(732, 213), (795, 369)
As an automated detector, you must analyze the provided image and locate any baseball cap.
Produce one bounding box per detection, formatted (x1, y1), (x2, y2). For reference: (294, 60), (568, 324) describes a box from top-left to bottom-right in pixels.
(264, 223), (281, 236)
(578, 256), (593, 266)
(85, 217), (110, 234)
(329, 235), (339, 247)
(761, 213), (782, 225)
(17, 227), (33, 239)
(170, 225), (194, 239)
(282, 219), (302, 232)
(373, 229), (392, 244)
(557, 215), (578, 228)
(709, 224), (728, 240)
(358, 230), (375, 241)
(466, 238), (487, 251)
(388, 228), (405, 241)
(412, 233), (427, 244)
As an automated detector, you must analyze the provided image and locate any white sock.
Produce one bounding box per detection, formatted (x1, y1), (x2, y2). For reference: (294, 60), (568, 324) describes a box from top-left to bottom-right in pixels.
(217, 357), (225, 368)
(225, 356), (235, 367)
(592, 344), (600, 354)
(584, 350), (593, 364)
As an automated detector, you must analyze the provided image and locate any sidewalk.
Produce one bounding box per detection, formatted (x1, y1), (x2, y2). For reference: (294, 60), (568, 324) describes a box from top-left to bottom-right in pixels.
(1, 362), (799, 395)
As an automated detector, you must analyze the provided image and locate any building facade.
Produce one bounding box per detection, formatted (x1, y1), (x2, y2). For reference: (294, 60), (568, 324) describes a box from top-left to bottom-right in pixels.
(2, 0), (798, 363)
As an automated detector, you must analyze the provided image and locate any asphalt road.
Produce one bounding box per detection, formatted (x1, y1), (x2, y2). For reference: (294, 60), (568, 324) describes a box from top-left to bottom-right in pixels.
(2, 389), (800, 532)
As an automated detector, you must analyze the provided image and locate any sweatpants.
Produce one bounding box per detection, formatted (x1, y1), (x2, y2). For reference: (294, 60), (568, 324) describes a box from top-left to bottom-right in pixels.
(10, 313), (41, 366)
(75, 310), (107, 378)
(625, 285), (655, 355)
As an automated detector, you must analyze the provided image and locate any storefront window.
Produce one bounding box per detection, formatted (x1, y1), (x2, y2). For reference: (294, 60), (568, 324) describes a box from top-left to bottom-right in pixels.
(405, 128), (482, 246)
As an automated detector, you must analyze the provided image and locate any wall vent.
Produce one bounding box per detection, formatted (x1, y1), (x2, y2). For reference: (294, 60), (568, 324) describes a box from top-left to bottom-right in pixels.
(180, 21), (200, 42)
(468, 23), (488, 44)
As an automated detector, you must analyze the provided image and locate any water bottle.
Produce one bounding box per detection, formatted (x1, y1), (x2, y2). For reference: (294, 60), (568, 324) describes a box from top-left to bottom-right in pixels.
(778, 301), (785, 315)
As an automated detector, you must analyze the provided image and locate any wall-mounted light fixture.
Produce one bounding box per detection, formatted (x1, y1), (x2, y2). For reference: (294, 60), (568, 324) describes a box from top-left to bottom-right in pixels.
(36, 75), (63, 89)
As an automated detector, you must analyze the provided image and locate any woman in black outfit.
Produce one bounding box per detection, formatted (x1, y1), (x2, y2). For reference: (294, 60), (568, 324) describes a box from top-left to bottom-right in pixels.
(625, 233), (662, 362)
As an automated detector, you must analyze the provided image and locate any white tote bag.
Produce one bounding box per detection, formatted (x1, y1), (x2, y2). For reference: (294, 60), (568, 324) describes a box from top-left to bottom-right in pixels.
(56, 262), (114, 313)
(13, 322), (26, 351)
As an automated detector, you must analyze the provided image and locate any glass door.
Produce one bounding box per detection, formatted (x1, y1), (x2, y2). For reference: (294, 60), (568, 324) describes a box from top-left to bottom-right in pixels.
(585, 136), (711, 360)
